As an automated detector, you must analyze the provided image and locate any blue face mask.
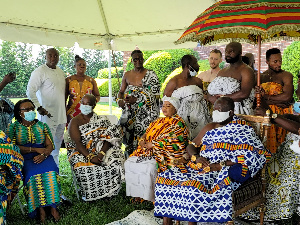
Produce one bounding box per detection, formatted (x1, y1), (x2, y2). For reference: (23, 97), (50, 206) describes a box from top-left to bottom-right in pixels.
(23, 110), (36, 122)
(80, 104), (93, 115)
(294, 102), (300, 114)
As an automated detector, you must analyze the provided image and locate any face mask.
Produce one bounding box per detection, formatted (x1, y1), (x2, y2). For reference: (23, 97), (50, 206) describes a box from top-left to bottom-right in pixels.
(23, 110), (36, 122)
(290, 140), (300, 155)
(189, 65), (198, 76)
(80, 104), (93, 115)
(212, 110), (230, 123)
(294, 102), (300, 114)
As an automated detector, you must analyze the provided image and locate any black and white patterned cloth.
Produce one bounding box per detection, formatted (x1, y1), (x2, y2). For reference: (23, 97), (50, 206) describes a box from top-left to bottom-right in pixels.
(119, 70), (160, 154)
(207, 76), (255, 115)
(65, 113), (125, 201)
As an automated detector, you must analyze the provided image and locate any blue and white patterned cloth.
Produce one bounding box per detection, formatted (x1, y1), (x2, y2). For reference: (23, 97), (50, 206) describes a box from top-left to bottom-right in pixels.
(154, 116), (270, 223)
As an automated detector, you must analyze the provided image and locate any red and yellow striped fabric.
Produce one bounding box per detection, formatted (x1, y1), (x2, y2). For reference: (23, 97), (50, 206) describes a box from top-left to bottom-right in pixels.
(176, 0), (300, 45)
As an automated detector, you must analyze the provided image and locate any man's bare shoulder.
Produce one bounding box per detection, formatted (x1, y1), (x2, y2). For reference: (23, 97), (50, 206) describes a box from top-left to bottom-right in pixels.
(281, 70), (293, 78)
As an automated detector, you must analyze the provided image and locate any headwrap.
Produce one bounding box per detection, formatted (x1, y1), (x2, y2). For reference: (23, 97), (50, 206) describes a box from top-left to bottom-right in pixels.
(162, 96), (180, 111)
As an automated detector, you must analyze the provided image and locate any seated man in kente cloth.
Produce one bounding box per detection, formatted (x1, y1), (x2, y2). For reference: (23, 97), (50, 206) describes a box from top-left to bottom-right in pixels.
(125, 96), (189, 202)
(154, 97), (271, 225)
(65, 94), (125, 201)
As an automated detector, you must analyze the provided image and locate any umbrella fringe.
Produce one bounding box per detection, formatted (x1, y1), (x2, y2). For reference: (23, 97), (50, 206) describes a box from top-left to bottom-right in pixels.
(195, 2), (300, 20)
(216, 2), (300, 11)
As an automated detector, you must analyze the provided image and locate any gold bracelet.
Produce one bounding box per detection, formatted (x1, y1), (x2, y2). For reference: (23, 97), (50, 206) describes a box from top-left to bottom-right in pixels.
(188, 140), (202, 148)
(86, 153), (96, 162)
(100, 151), (106, 156)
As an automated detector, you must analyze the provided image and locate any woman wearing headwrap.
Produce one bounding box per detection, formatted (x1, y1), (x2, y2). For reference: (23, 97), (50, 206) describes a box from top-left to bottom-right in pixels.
(125, 96), (190, 202)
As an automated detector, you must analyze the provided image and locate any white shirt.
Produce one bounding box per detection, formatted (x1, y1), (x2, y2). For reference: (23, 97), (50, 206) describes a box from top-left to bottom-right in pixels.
(26, 64), (66, 126)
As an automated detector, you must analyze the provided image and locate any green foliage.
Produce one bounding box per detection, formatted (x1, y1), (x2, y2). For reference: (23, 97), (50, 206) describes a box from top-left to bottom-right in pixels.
(197, 59), (225, 72)
(144, 51), (173, 83)
(98, 67), (124, 79)
(282, 41), (300, 99)
(160, 67), (183, 97)
(82, 49), (108, 78)
(98, 78), (121, 97)
(112, 51), (124, 67)
(56, 46), (76, 75)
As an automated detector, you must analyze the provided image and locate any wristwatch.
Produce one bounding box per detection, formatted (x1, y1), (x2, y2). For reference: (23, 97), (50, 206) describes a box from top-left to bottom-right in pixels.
(219, 161), (226, 167)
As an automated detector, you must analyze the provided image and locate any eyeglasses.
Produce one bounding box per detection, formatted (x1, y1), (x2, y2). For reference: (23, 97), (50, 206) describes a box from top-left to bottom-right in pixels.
(20, 107), (35, 112)
(133, 57), (144, 62)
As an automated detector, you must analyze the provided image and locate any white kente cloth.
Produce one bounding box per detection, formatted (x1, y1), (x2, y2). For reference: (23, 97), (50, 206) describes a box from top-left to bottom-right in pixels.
(155, 116), (269, 223)
(125, 157), (157, 202)
(207, 76), (255, 115)
(242, 132), (300, 221)
(172, 85), (210, 139)
(65, 113), (125, 201)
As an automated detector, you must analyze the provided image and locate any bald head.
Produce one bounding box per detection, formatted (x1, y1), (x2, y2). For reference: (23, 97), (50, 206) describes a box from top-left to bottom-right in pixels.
(45, 48), (59, 69)
(214, 97), (234, 112)
(82, 94), (97, 108)
(227, 42), (242, 54)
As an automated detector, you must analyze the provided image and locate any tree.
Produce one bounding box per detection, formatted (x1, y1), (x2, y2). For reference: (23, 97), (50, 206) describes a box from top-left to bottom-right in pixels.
(82, 49), (107, 78)
(56, 46), (76, 76)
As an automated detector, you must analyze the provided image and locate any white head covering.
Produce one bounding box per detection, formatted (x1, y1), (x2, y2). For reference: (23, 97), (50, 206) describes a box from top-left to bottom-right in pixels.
(162, 96), (180, 111)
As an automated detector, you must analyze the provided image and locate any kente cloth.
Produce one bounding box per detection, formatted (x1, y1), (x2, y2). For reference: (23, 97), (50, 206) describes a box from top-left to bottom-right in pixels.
(171, 85), (210, 140)
(207, 76), (255, 115)
(0, 98), (14, 133)
(66, 77), (94, 125)
(65, 113), (125, 201)
(6, 120), (61, 218)
(261, 82), (293, 153)
(154, 115), (270, 223)
(242, 133), (300, 222)
(125, 114), (189, 202)
(0, 131), (23, 225)
(119, 70), (160, 155)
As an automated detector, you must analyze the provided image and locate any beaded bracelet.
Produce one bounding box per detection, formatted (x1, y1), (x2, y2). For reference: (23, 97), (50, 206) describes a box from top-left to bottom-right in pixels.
(188, 140), (202, 148)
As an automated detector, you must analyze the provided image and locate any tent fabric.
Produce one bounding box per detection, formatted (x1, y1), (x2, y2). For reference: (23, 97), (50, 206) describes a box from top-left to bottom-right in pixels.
(0, 0), (219, 50)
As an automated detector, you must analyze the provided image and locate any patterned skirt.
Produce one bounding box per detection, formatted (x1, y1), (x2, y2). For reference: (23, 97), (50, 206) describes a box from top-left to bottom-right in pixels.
(68, 146), (125, 201)
(22, 149), (61, 218)
(154, 166), (233, 223)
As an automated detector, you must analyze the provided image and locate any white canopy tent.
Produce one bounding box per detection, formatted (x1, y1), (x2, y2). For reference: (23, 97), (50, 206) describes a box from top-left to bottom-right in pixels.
(0, 0), (219, 112)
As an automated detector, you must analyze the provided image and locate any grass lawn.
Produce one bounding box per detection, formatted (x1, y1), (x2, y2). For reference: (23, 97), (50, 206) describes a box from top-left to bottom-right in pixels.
(7, 148), (154, 225)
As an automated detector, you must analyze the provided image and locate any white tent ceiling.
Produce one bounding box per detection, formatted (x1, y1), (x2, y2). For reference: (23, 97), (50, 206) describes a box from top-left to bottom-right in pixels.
(0, 0), (219, 50)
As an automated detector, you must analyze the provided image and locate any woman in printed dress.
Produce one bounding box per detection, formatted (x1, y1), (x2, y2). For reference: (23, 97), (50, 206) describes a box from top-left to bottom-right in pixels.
(6, 99), (61, 223)
(65, 55), (100, 126)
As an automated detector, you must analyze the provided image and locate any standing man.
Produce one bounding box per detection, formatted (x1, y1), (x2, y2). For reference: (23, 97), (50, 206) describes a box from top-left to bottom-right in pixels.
(259, 48), (294, 153)
(164, 55), (210, 139)
(27, 48), (66, 166)
(207, 42), (255, 115)
(198, 49), (222, 84)
(117, 50), (160, 156)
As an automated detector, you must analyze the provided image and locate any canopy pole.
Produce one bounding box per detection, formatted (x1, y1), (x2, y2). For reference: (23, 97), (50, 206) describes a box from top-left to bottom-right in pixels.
(256, 35), (261, 108)
(108, 50), (112, 115)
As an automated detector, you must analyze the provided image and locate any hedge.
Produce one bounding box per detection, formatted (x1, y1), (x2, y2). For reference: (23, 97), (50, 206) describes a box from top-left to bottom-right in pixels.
(98, 67), (124, 79)
(160, 67), (183, 97)
(282, 41), (300, 100)
(97, 78), (121, 97)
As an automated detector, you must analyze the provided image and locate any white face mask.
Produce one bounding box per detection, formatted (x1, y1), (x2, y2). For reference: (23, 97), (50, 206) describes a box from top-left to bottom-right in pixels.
(80, 104), (93, 115)
(189, 65), (198, 76)
(290, 140), (300, 155)
(212, 110), (231, 123)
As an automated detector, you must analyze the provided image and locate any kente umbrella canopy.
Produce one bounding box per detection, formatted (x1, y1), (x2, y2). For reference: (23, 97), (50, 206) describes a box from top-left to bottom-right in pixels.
(175, 0), (300, 46)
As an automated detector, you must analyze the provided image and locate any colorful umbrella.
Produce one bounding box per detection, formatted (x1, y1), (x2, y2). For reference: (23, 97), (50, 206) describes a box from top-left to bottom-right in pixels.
(175, 0), (300, 106)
